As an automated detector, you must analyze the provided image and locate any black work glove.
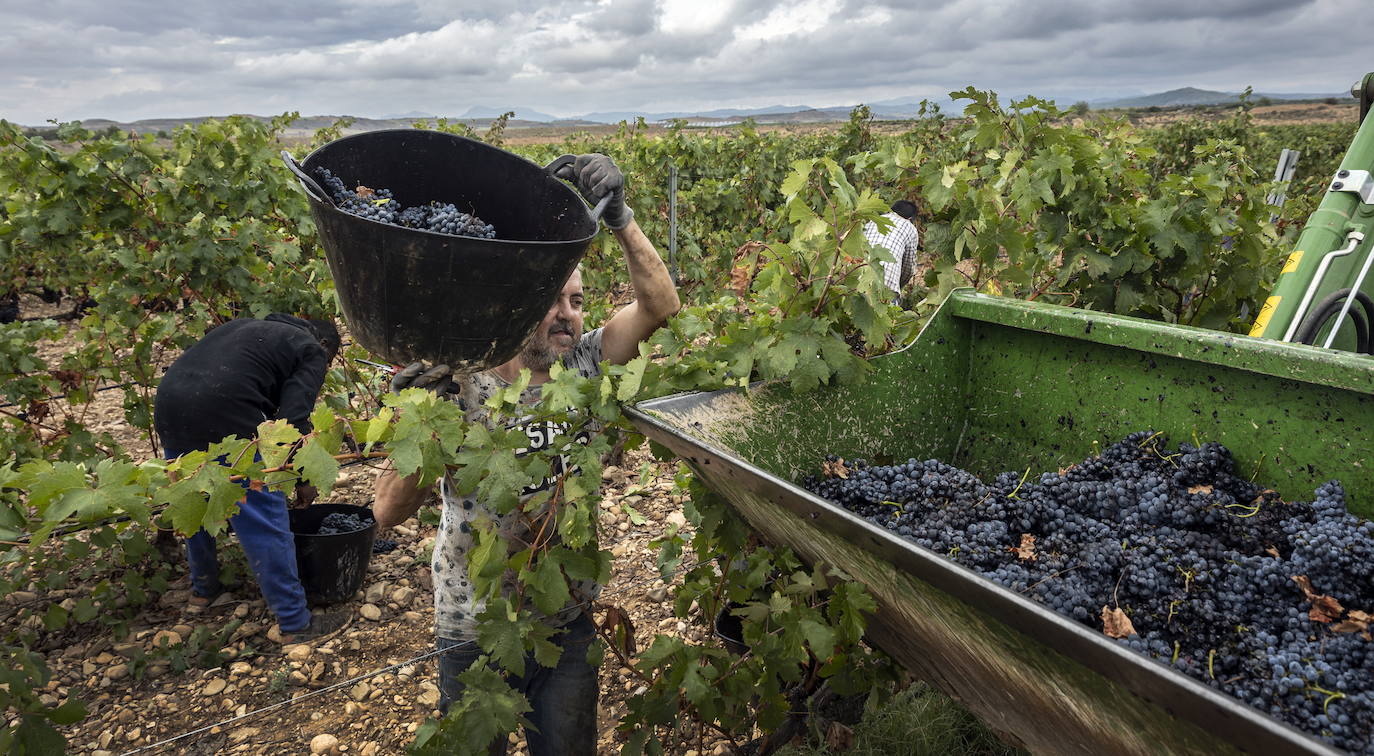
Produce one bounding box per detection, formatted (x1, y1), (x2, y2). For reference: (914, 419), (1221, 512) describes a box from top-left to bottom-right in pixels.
(555, 154), (633, 230)
(390, 361), (455, 395)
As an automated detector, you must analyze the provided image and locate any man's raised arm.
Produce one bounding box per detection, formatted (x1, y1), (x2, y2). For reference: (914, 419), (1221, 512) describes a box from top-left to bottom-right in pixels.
(600, 218), (681, 365)
(554, 154), (680, 366)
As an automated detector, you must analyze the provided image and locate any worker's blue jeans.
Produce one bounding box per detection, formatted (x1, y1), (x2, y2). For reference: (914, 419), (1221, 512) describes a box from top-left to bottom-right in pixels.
(436, 613), (598, 755)
(167, 446), (311, 633)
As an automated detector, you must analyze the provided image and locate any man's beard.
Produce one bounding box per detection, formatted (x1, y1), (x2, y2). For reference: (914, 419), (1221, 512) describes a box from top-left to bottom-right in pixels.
(521, 318), (579, 372)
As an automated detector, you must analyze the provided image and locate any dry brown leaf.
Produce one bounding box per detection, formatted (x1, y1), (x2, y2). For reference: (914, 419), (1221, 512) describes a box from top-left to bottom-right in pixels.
(1013, 534), (1037, 562)
(821, 459), (850, 480)
(824, 720), (854, 752)
(1265, 546), (1281, 558)
(730, 266), (753, 298)
(51, 370), (82, 391)
(24, 400), (50, 425)
(1101, 606), (1137, 639)
(728, 240), (768, 299)
(1292, 575), (1345, 623)
(600, 605), (638, 658)
(1187, 484), (1214, 495)
(1331, 610), (1372, 634)
(355, 185), (376, 198)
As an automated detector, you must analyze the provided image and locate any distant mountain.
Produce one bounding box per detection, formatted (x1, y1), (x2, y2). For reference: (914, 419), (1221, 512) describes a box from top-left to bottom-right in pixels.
(1097, 87), (1352, 109)
(460, 105), (558, 122)
(578, 101), (934, 124)
(21, 86), (1356, 136)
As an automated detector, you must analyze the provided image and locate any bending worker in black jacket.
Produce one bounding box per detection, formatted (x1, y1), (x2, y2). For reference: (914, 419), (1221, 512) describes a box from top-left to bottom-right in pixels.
(154, 313), (347, 643)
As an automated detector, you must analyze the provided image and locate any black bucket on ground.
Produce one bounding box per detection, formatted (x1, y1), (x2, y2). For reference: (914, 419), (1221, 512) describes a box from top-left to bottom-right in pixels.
(290, 503), (377, 605)
(283, 131), (606, 374)
(714, 604), (749, 656)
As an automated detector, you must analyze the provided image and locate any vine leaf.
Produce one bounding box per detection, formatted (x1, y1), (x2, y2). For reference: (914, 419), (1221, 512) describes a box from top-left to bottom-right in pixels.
(46, 699), (88, 726)
(254, 419), (301, 470)
(798, 618), (837, 657)
(293, 436), (339, 496)
(614, 354), (650, 402)
(1292, 575), (1345, 623)
(158, 463), (242, 537)
(1012, 533), (1037, 562)
(1330, 610), (1371, 636)
(601, 604), (638, 658)
(731, 265), (754, 298)
(475, 601), (530, 677)
(523, 554), (571, 617)
(1101, 606), (1137, 638)
(820, 458), (849, 479)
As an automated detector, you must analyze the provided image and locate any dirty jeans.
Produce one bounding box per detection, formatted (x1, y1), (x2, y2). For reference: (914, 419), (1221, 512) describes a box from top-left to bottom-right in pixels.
(436, 613), (598, 756)
(165, 445), (311, 633)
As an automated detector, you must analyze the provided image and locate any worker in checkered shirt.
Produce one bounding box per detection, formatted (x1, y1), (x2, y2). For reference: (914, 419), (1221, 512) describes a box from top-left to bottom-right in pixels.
(862, 199), (920, 303)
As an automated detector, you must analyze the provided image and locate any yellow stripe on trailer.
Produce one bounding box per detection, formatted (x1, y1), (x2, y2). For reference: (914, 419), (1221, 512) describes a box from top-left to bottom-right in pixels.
(1249, 295), (1281, 337)
(1280, 250), (1304, 275)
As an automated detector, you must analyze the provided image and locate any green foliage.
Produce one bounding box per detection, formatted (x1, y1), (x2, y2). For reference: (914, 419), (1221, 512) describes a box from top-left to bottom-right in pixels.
(0, 114), (330, 465)
(409, 659), (532, 755)
(0, 97), (1355, 753)
(128, 620), (251, 678)
(877, 89), (1282, 330)
(775, 683), (1022, 756)
(0, 646), (86, 755)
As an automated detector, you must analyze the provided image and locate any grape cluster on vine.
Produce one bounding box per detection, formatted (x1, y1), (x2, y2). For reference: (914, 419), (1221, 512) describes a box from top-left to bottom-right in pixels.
(312, 167), (497, 239)
(802, 431), (1374, 752)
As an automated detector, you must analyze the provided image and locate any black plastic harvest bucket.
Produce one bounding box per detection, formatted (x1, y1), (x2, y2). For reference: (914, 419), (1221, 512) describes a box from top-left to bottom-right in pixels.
(282, 130), (608, 373)
(290, 503), (377, 605)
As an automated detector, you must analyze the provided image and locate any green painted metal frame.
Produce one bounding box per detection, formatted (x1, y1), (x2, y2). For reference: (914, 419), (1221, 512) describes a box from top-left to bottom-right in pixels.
(627, 289), (1371, 755)
(1252, 72), (1374, 348)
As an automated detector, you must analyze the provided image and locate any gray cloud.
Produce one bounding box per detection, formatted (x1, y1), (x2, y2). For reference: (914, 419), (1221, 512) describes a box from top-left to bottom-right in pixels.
(0, 0), (1362, 125)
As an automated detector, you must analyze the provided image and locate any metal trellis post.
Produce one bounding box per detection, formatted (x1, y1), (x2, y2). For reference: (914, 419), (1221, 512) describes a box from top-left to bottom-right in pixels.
(668, 163), (679, 284)
(1266, 147), (1301, 220)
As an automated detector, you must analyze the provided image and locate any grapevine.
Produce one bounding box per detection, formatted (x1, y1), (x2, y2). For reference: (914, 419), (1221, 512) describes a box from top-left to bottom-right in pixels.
(0, 97), (1362, 754)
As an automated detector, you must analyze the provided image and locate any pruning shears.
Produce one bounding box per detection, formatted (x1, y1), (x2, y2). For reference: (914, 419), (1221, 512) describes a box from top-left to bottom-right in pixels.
(353, 358), (399, 374)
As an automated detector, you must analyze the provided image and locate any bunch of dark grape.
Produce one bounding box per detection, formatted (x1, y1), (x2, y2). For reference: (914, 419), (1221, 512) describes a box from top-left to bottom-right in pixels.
(371, 537), (398, 554)
(315, 511), (375, 536)
(802, 431), (1374, 752)
(312, 167), (497, 240)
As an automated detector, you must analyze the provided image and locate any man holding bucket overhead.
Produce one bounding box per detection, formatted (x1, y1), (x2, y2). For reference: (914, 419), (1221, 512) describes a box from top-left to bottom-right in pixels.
(373, 154), (680, 755)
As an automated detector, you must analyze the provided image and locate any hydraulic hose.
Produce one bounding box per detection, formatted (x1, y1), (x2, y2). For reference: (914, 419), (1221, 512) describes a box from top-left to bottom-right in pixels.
(1293, 287), (1374, 353)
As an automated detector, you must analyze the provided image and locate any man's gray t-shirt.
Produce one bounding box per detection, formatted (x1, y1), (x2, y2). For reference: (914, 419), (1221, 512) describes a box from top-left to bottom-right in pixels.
(432, 328), (604, 641)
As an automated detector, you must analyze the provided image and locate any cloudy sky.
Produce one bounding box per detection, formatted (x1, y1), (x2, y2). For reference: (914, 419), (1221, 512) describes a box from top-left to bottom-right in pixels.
(1, 0), (1364, 125)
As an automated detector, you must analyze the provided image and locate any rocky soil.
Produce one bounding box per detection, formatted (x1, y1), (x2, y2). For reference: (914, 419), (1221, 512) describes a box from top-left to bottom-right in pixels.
(21, 447), (719, 756)
(7, 302), (735, 755)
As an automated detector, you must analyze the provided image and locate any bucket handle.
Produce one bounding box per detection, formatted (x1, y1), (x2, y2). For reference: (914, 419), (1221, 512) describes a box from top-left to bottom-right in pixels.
(546, 154), (612, 222)
(280, 150), (334, 207)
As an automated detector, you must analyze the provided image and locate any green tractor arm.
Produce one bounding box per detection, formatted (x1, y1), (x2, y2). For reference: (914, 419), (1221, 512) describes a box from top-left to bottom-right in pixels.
(1250, 72), (1374, 351)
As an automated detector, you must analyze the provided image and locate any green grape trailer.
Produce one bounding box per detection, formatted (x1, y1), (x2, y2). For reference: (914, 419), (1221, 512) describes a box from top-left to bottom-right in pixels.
(626, 289), (1373, 755)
